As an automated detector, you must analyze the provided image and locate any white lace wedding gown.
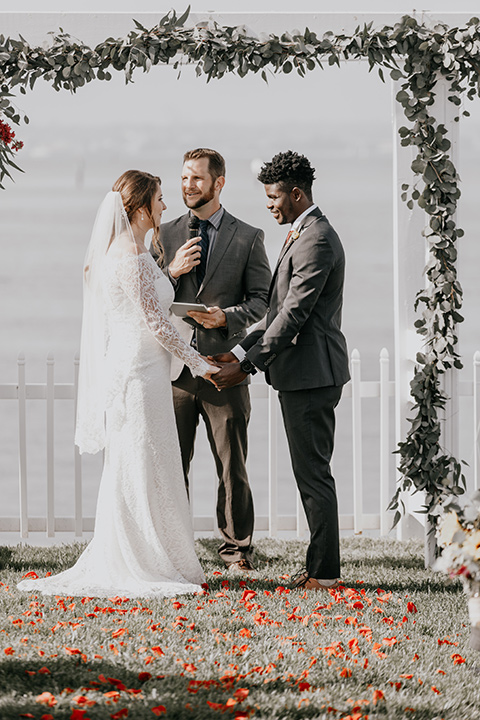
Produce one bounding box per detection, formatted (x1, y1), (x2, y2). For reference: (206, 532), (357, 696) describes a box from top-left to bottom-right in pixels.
(18, 252), (211, 598)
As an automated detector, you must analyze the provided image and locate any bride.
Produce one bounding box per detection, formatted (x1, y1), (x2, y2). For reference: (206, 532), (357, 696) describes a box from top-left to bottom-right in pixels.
(18, 170), (218, 598)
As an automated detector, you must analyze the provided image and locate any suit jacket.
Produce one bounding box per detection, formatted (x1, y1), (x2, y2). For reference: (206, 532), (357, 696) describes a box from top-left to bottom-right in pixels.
(241, 207), (350, 392)
(157, 209), (271, 381)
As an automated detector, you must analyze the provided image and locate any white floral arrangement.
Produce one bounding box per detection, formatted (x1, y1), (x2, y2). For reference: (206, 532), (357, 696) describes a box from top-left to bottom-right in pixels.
(434, 490), (480, 589)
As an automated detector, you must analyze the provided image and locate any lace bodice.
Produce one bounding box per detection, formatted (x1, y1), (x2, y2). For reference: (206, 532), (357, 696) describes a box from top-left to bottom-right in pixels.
(104, 251), (210, 378)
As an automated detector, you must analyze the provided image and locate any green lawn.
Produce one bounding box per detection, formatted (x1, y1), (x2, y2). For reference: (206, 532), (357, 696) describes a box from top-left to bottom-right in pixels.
(0, 537), (478, 720)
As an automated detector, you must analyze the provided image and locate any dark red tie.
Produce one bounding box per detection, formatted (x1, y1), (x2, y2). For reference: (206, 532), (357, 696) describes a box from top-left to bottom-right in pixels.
(282, 229), (294, 252)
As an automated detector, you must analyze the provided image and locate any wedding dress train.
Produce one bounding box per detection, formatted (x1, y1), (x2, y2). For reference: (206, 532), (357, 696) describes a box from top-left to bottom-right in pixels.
(18, 251), (210, 598)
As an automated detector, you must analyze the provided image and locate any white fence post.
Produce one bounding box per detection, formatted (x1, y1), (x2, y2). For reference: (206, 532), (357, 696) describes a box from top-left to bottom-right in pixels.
(379, 348), (390, 536)
(474, 351), (480, 491)
(351, 349), (363, 534)
(73, 353), (82, 537)
(17, 352), (28, 538)
(1, 350), (478, 539)
(46, 353), (55, 537)
(268, 386), (278, 537)
(296, 492), (308, 539)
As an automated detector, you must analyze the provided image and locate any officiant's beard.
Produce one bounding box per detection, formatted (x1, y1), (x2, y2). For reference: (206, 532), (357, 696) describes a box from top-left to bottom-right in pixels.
(182, 180), (216, 210)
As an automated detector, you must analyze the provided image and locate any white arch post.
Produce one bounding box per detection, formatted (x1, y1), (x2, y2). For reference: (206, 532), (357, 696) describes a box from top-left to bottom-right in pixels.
(392, 74), (460, 562)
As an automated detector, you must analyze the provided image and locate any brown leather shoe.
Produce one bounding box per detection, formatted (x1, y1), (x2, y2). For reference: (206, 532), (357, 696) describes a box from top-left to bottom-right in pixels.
(291, 570), (339, 591)
(226, 559), (254, 574)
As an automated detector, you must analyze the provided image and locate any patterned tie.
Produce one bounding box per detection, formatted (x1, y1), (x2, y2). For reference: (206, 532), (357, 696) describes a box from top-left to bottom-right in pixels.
(197, 219), (210, 286)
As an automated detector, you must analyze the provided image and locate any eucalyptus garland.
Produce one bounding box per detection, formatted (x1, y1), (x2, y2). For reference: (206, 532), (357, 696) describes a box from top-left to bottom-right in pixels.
(1, 9), (480, 526)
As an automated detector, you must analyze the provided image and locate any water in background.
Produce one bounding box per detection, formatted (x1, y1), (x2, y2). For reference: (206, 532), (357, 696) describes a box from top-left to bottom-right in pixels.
(1, 64), (479, 541)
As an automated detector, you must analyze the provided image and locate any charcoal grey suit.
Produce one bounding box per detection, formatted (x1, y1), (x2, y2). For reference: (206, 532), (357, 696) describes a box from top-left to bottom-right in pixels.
(241, 207), (349, 579)
(156, 209), (271, 565)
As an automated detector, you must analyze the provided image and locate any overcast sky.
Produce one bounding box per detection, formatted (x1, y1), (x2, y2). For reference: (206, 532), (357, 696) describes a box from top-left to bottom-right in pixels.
(2, 0), (480, 13)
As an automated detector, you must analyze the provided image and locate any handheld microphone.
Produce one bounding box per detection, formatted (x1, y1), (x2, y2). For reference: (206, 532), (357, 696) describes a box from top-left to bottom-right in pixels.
(188, 216), (200, 274)
(188, 215), (200, 238)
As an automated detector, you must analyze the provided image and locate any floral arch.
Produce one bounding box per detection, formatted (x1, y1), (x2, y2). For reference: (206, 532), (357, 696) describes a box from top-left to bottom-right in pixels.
(1, 8), (480, 528)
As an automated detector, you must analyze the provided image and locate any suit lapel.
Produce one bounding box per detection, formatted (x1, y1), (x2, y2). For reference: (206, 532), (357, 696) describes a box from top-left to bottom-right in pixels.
(269, 208), (323, 291)
(197, 211), (236, 295)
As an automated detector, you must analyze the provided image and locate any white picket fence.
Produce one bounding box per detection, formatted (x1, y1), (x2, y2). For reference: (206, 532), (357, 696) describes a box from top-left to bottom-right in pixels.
(1, 349), (479, 541)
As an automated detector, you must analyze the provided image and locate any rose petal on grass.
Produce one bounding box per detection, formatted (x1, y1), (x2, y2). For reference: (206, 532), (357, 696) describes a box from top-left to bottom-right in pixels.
(207, 701), (226, 710)
(383, 637), (398, 647)
(233, 688), (249, 701)
(112, 628), (128, 638)
(438, 638), (458, 646)
(182, 663), (197, 673)
(372, 689), (385, 704)
(36, 692), (57, 707)
(73, 695), (96, 707)
(71, 709), (91, 719)
(151, 707), (167, 716)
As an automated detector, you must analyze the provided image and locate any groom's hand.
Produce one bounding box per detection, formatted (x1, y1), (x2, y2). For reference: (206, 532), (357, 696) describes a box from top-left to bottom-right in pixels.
(211, 362), (247, 390)
(168, 237), (201, 279)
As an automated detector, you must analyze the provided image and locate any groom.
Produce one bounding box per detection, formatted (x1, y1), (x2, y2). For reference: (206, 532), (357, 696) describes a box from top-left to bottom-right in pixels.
(154, 148), (271, 573)
(212, 150), (350, 590)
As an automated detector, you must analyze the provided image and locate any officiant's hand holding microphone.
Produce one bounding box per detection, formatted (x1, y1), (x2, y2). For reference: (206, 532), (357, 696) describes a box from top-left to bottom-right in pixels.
(168, 216), (202, 279)
(168, 216), (227, 329)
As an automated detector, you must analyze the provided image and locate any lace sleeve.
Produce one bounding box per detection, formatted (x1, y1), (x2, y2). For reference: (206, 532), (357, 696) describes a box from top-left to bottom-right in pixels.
(116, 253), (212, 377)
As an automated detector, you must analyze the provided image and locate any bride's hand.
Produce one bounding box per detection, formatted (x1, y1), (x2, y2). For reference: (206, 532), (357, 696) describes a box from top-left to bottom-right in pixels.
(203, 366), (220, 382)
(200, 354), (219, 367)
(200, 355), (220, 381)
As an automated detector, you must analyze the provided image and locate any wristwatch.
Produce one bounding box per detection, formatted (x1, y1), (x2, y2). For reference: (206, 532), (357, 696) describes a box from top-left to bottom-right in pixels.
(240, 358), (257, 375)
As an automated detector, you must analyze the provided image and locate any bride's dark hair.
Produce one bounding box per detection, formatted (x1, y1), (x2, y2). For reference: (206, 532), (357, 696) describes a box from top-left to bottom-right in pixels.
(112, 169), (164, 265)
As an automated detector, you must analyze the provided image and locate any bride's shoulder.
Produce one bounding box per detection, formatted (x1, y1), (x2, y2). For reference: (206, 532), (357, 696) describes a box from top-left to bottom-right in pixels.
(107, 234), (152, 264)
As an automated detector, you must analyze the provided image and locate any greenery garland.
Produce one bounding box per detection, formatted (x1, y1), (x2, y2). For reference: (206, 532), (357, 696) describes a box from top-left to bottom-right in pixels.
(1, 9), (479, 527)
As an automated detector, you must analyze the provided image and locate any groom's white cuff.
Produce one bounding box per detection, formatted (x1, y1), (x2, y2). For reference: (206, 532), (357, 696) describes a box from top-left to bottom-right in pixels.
(231, 345), (246, 362)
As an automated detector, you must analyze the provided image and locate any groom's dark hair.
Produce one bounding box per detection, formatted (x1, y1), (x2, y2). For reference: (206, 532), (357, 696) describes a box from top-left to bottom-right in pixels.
(257, 151), (315, 199)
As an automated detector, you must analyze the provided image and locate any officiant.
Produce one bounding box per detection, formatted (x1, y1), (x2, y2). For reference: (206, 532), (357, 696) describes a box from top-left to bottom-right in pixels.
(152, 148), (271, 574)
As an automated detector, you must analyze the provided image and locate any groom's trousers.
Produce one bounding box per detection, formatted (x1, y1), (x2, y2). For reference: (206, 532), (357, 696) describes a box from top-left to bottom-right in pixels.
(172, 367), (254, 565)
(278, 384), (342, 580)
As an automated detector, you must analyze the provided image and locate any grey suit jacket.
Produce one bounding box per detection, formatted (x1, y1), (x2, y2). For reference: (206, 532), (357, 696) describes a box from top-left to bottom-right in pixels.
(156, 209), (271, 381)
(241, 207), (350, 392)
